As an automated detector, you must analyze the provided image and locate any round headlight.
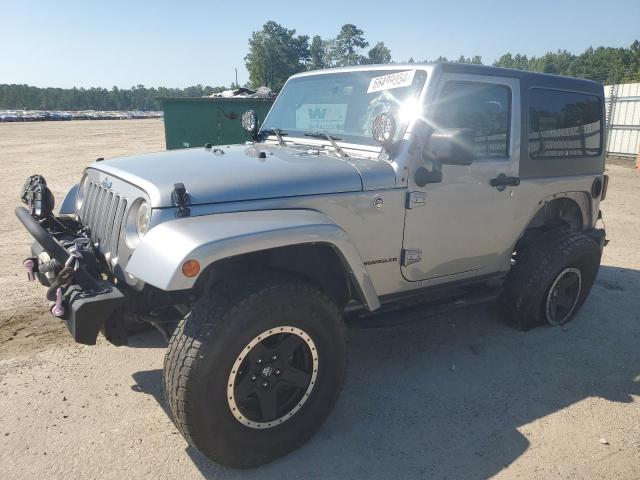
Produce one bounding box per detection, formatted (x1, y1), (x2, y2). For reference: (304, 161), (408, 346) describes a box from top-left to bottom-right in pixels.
(76, 175), (89, 210)
(136, 201), (151, 237)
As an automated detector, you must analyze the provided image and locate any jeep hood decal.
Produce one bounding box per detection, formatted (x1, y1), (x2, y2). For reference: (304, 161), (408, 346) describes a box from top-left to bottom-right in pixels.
(89, 144), (394, 207)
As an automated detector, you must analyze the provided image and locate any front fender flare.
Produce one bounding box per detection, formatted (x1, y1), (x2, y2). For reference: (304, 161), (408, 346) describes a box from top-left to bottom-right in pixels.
(125, 209), (381, 311)
(59, 184), (79, 215)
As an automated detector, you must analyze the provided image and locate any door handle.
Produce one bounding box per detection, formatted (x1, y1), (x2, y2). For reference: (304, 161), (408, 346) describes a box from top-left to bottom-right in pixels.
(490, 174), (520, 190)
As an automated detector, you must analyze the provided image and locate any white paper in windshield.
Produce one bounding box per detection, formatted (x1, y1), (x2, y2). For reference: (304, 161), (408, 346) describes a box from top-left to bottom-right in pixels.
(295, 104), (347, 131)
(367, 70), (416, 94)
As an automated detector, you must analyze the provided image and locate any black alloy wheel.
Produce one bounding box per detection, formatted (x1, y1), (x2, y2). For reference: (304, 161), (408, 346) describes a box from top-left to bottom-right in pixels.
(228, 327), (318, 428)
(544, 267), (582, 325)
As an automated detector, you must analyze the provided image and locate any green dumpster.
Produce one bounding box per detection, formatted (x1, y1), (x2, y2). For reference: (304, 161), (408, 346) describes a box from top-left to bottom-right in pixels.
(161, 97), (275, 150)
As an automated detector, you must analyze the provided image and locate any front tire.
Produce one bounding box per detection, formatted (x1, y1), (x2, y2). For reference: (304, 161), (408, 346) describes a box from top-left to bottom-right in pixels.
(500, 229), (601, 330)
(163, 274), (347, 468)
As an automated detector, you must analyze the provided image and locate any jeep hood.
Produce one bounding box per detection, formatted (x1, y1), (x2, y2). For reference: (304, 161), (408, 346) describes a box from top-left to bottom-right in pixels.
(90, 144), (395, 207)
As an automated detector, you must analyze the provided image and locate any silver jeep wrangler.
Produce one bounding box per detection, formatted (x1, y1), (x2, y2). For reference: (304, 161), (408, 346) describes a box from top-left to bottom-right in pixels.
(17, 63), (608, 467)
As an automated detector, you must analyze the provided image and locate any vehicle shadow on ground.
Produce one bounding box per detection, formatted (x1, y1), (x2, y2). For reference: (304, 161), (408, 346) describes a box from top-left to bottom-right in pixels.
(131, 264), (640, 479)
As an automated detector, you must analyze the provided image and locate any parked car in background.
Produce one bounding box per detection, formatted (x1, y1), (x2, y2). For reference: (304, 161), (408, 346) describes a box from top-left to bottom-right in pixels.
(0, 109), (163, 122)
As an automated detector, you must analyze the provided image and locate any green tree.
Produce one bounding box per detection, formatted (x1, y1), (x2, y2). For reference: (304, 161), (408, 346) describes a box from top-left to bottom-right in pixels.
(494, 53), (531, 70)
(455, 55), (482, 64)
(308, 35), (327, 70)
(494, 52), (515, 68)
(367, 42), (392, 64)
(244, 21), (309, 90)
(491, 42), (640, 84)
(513, 54), (530, 70)
(528, 50), (576, 75)
(332, 24), (369, 66)
(422, 56), (450, 63)
(568, 46), (638, 83)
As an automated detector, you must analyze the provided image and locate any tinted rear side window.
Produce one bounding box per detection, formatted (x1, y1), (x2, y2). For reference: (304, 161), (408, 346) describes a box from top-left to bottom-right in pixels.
(435, 82), (511, 158)
(529, 88), (602, 159)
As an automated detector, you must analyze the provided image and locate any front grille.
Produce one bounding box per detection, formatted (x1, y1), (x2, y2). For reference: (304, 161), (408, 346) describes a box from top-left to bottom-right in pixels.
(81, 181), (128, 260)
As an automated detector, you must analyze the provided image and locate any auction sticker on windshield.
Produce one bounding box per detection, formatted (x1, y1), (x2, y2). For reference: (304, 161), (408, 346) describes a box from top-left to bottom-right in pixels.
(296, 104), (347, 131)
(367, 70), (416, 94)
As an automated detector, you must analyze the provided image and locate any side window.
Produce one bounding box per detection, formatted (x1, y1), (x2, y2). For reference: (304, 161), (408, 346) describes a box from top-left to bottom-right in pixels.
(434, 81), (511, 158)
(529, 88), (602, 159)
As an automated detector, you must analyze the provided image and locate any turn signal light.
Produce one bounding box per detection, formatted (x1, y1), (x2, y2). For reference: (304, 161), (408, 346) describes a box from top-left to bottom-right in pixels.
(182, 259), (200, 277)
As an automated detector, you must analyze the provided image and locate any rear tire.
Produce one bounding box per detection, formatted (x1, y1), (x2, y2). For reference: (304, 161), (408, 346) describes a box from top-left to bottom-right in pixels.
(163, 274), (347, 468)
(500, 229), (601, 330)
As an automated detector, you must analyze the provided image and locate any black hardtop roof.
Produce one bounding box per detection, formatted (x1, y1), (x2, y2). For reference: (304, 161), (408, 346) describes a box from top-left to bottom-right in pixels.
(433, 62), (604, 96)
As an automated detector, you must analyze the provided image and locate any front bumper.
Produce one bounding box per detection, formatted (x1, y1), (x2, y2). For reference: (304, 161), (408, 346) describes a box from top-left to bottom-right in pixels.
(15, 206), (126, 345)
(62, 283), (126, 345)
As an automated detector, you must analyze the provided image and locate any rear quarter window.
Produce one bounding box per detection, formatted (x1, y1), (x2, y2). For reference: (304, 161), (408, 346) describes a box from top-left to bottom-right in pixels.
(528, 88), (603, 159)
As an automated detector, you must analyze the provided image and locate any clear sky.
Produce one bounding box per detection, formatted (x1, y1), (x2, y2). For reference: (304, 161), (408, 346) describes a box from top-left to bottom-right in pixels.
(2, 0), (639, 89)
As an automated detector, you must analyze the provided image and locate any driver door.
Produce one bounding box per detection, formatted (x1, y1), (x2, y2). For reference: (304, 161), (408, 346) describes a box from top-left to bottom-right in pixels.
(402, 73), (521, 283)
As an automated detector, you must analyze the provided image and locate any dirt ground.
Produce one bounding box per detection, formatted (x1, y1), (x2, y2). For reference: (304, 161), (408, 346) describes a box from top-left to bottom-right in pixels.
(0, 120), (165, 358)
(0, 120), (638, 479)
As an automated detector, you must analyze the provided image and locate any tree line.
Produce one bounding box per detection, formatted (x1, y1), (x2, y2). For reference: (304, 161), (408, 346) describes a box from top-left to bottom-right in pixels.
(0, 84), (228, 111)
(1, 20), (638, 111)
(244, 21), (640, 89)
(492, 43), (640, 84)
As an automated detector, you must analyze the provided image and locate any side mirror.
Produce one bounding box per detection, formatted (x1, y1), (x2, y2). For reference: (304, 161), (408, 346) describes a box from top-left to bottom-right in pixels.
(429, 128), (475, 166)
(241, 109), (258, 134)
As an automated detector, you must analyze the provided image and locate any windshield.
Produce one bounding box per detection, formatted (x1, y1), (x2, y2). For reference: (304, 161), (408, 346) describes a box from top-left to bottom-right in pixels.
(261, 69), (428, 146)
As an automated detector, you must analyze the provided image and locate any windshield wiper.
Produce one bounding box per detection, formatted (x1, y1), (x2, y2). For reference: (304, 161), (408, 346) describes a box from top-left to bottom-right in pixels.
(259, 128), (287, 146)
(304, 132), (349, 158)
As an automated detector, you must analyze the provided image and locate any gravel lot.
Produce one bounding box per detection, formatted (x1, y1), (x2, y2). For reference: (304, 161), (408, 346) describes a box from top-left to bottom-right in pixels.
(0, 120), (639, 479)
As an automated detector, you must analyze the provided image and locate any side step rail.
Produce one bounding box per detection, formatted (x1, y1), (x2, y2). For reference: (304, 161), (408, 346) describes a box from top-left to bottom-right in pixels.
(347, 286), (500, 329)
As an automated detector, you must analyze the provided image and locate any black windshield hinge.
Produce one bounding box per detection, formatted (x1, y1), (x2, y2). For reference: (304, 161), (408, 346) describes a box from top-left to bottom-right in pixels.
(172, 183), (191, 218)
(406, 191), (426, 209)
(401, 249), (423, 266)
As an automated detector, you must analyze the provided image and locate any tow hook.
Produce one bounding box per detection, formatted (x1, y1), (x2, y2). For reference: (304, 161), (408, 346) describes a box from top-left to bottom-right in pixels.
(51, 287), (65, 318)
(23, 257), (36, 282)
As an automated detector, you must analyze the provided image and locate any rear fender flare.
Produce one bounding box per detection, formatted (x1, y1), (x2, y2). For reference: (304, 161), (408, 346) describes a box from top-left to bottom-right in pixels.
(125, 209), (381, 311)
(520, 191), (591, 234)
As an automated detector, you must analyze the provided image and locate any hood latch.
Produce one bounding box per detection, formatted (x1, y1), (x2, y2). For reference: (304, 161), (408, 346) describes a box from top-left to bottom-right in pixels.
(172, 183), (191, 218)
